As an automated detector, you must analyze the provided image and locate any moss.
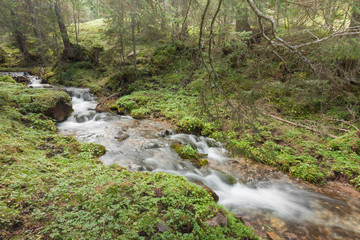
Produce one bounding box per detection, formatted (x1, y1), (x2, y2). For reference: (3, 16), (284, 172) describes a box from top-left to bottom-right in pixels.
(171, 143), (208, 168)
(0, 77), (72, 121)
(0, 47), (7, 63)
(130, 108), (151, 119)
(0, 74), (256, 239)
(107, 66), (137, 92)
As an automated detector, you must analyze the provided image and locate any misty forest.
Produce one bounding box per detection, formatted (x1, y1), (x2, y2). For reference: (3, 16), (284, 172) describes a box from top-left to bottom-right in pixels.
(0, 0), (360, 239)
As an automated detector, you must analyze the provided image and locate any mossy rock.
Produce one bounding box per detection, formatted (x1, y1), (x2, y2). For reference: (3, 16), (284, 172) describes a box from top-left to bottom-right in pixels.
(171, 143), (208, 168)
(0, 79), (73, 121)
(130, 108), (151, 119)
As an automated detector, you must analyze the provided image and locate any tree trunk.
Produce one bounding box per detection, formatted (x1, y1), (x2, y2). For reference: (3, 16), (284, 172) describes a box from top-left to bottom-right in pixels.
(179, 0), (190, 39)
(10, 11), (32, 62)
(72, 1), (79, 45)
(131, 16), (138, 74)
(26, 0), (42, 39)
(54, 0), (74, 58)
(350, 0), (360, 28)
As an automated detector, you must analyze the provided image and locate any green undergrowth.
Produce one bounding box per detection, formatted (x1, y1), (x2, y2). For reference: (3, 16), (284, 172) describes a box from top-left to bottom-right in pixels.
(0, 75), (72, 117)
(111, 40), (360, 190)
(47, 61), (108, 95)
(228, 122), (360, 188)
(0, 76), (257, 239)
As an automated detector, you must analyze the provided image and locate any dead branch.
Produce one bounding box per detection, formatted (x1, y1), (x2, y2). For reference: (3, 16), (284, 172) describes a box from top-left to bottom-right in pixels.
(266, 113), (338, 138)
(247, 0), (317, 73)
(96, 92), (122, 108)
(328, 118), (360, 131)
(294, 28), (360, 48)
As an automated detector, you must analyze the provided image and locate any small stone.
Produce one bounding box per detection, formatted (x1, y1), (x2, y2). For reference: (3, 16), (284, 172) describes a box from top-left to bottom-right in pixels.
(157, 221), (169, 233)
(115, 131), (130, 142)
(205, 213), (227, 227)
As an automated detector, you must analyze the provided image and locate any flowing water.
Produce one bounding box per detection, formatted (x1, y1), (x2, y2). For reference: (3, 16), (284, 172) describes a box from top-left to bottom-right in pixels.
(3, 72), (360, 239)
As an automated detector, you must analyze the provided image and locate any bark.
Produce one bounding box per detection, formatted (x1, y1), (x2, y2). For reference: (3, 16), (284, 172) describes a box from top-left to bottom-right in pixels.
(72, 1), (79, 45)
(26, 0), (42, 39)
(179, 0), (190, 39)
(266, 114), (338, 139)
(171, 0), (180, 36)
(10, 11), (32, 61)
(131, 16), (138, 74)
(54, 0), (74, 58)
(323, 0), (333, 31)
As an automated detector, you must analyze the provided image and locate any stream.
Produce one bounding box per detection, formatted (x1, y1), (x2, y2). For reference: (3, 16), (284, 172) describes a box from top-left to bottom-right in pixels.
(3, 72), (360, 239)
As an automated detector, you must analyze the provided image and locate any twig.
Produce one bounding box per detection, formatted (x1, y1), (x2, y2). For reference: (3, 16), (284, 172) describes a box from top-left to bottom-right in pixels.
(328, 118), (359, 131)
(0, 218), (10, 222)
(247, 0), (318, 73)
(266, 113), (338, 138)
(96, 92), (122, 107)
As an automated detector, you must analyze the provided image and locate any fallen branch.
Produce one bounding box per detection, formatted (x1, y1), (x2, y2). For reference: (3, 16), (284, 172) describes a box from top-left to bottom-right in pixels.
(96, 92), (122, 107)
(266, 114), (338, 138)
(328, 118), (359, 131)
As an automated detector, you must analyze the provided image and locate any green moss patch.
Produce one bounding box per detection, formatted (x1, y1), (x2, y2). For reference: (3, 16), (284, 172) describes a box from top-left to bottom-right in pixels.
(171, 143), (209, 168)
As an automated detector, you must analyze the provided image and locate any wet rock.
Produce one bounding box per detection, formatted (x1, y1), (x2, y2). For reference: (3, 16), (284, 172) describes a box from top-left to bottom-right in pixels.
(53, 101), (73, 122)
(157, 221), (169, 233)
(205, 213), (227, 227)
(12, 75), (30, 84)
(205, 138), (221, 147)
(171, 143), (208, 168)
(266, 231), (282, 240)
(131, 120), (140, 128)
(157, 129), (174, 137)
(142, 141), (162, 149)
(193, 180), (219, 202)
(215, 170), (237, 185)
(115, 131), (130, 142)
(284, 232), (299, 240)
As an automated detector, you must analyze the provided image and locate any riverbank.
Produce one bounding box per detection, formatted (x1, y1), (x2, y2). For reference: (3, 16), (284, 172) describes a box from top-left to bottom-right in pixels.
(0, 75), (257, 239)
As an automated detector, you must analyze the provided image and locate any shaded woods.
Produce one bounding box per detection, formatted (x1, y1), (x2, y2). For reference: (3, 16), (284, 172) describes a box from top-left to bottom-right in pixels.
(1, 0), (360, 239)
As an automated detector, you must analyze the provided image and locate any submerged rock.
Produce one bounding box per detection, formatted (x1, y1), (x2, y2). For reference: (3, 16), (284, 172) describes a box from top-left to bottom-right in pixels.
(115, 131), (130, 142)
(157, 129), (174, 137)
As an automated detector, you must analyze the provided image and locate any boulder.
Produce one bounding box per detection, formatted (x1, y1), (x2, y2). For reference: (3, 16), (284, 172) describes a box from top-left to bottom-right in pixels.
(13, 75), (30, 84)
(52, 100), (73, 122)
(193, 180), (219, 202)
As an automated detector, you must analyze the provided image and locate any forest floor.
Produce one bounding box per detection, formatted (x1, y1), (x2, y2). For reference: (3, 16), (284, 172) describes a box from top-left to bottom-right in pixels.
(1, 17), (360, 239)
